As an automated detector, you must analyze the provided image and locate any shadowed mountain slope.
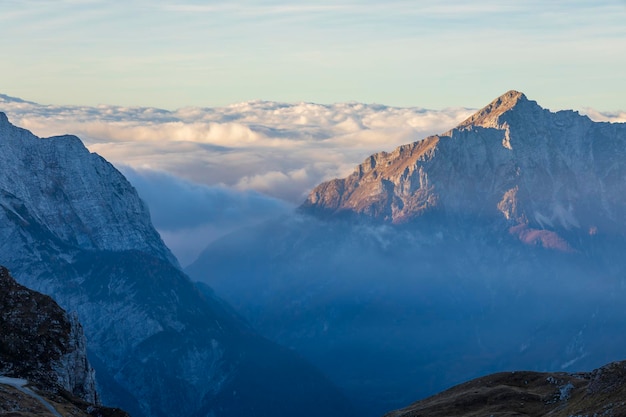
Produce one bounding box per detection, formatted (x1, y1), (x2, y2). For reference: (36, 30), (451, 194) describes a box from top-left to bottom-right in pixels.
(0, 112), (355, 417)
(188, 91), (626, 416)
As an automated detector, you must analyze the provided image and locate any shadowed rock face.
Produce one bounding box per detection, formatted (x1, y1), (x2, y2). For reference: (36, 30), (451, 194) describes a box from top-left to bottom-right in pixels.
(0, 266), (96, 402)
(0, 265), (130, 417)
(384, 360), (626, 417)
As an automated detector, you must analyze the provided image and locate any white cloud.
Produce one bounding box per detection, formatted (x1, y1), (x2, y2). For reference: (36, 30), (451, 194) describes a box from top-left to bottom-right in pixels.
(0, 94), (475, 204)
(2, 93), (622, 264)
(580, 108), (626, 123)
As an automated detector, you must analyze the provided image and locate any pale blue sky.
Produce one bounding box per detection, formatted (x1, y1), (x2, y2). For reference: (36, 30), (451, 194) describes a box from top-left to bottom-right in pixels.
(1, 0), (625, 110)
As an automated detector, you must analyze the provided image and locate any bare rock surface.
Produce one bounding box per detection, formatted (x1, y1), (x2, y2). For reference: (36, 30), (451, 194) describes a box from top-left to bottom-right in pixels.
(0, 266), (96, 402)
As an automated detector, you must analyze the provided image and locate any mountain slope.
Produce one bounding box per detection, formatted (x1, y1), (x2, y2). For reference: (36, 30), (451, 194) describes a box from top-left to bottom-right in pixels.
(384, 359), (626, 417)
(0, 112), (354, 417)
(302, 91), (626, 245)
(0, 112), (177, 265)
(188, 91), (626, 416)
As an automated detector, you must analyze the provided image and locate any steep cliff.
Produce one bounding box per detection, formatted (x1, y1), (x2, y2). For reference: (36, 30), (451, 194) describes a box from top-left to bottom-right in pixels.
(0, 111), (177, 266)
(0, 266), (96, 401)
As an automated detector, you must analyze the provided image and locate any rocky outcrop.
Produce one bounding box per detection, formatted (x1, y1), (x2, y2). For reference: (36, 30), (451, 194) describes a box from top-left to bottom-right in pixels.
(188, 92), (626, 417)
(384, 360), (626, 417)
(0, 266), (97, 402)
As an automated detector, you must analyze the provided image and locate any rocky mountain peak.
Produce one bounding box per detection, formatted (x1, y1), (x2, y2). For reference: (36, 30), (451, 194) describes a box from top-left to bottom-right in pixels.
(457, 90), (528, 129)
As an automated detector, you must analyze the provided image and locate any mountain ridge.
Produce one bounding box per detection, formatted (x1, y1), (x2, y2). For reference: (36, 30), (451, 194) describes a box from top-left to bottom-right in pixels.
(457, 89), (528, 129)
(0, 110), (178, 266)
(300, 91), (626, 248)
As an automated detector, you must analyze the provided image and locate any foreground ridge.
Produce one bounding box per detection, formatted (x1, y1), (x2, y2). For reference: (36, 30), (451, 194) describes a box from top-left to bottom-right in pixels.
(384, 360), (626, 417)
(0, 266), (129, 417)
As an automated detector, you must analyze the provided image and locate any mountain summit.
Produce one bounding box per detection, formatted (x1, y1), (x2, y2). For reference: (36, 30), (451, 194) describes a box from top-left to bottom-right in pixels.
(457, 89), (528, 129)
(301, 91), (625, 249)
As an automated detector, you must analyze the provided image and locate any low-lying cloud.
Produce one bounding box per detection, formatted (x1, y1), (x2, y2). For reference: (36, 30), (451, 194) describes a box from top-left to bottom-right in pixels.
(120, 166), (292, 266)
(1, 93), (622, 265)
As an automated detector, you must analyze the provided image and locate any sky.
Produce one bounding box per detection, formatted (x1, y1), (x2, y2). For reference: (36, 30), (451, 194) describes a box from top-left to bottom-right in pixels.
(1, 0), (625, 265)
(1, 0), (625, 111)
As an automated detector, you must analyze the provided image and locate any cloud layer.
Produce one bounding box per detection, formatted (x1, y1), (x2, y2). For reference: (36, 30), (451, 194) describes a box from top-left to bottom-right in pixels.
(1, 93), (623, 265)
(0, 94), (475, 202)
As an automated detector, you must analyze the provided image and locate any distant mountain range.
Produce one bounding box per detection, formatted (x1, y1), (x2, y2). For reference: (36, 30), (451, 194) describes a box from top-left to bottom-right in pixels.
(188, 91), (626, 416)
(0, 111), (354, 417)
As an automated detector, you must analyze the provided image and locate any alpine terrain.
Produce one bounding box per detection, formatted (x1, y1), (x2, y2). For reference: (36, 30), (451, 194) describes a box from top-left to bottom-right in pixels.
(0, 112), (354, 417)
(187, 91), (626, 416)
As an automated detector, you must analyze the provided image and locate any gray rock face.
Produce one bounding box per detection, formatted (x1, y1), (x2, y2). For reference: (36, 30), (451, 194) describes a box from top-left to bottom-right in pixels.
(302, 90), (626, 248)
(0, 266), (97, 402)
(0, 113), (354, 417)
(0, 112), (177, 265)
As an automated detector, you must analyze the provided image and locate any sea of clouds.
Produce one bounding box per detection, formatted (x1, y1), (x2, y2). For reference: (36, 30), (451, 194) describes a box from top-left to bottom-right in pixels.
(1, 93), (623, 265)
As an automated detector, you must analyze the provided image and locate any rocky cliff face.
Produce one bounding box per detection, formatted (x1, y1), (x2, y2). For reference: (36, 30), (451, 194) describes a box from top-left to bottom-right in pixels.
(0, 266), (96, 401)
(0, 111), (177, 266)
(302, 90), (626, 249)
(0, 113), (354, 417)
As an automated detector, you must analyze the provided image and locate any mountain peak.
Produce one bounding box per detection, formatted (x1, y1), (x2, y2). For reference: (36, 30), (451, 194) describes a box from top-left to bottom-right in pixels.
(458, 90), (528, 129)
